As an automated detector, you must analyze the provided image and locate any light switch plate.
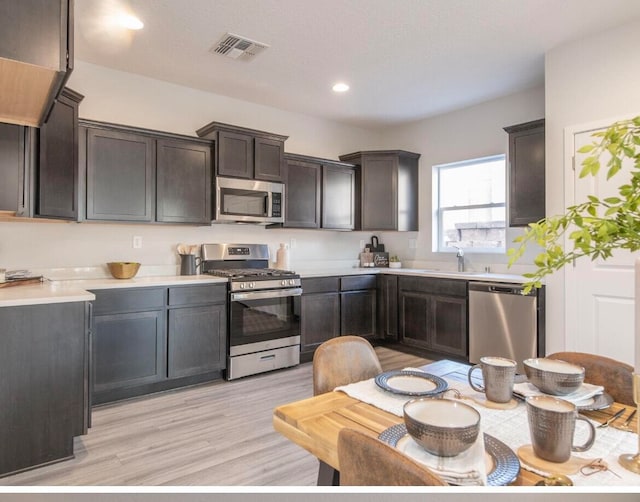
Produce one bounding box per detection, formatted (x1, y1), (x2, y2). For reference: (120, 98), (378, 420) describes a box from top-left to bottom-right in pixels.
(133, 236), (143, 249)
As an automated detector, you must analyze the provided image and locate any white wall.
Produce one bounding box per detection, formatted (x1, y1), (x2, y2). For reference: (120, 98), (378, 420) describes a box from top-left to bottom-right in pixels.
(544, 19), (640, 354)
(376, 86), (545, 274)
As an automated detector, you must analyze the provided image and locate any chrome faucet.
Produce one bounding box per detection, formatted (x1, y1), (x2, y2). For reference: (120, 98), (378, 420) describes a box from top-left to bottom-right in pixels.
(455, 247), (465, 272)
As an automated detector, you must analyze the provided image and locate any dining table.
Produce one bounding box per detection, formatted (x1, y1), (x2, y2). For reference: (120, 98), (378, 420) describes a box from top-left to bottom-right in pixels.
(272, 359), (639, 486)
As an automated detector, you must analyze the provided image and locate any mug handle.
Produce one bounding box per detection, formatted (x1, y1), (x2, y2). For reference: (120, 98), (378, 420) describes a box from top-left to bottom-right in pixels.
(572, 415), (596, 452)
(467, 364), (485, 393)
(195, 256), (202, 270)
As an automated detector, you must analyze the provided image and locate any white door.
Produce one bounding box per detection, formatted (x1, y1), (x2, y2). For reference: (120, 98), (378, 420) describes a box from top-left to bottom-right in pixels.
(564, 124), (635, 364)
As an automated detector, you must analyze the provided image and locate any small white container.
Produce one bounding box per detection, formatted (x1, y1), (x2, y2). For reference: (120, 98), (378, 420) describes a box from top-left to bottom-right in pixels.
(275, 243), (290, 270)
(389, 262), (402, 268)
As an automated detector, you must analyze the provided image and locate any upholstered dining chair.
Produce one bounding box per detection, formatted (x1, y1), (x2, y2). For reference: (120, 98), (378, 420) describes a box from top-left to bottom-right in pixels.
(312, 335), (384, 485)
(338, 428), (447, 486)
(547, 352), (634, 406)
(312, 335), (383, 396)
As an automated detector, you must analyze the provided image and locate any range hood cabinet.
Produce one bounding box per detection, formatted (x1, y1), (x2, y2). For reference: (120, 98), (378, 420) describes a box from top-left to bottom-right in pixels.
(0, 0), (73, 127)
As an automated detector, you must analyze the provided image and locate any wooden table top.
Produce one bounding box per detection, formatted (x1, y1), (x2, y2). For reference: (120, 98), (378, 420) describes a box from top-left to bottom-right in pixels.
(272, 359), (636, 486)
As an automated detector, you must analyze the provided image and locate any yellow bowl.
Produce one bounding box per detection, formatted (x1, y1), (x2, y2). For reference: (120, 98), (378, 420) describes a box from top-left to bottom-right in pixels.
(107, 262), (141, 279)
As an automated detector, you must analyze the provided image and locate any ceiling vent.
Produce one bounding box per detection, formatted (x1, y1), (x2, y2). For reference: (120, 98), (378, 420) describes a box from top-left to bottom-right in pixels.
(210, 33), (269, 61)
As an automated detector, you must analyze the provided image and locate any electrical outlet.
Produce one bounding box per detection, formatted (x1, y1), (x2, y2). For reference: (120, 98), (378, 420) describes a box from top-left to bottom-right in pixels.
(133, 236), (143, 249)
(408, 238), (417, 249)
(290, 238), (297, 249)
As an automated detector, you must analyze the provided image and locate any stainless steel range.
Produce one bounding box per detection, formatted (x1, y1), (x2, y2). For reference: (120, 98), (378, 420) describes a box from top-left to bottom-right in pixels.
(201, 244), (301, 380)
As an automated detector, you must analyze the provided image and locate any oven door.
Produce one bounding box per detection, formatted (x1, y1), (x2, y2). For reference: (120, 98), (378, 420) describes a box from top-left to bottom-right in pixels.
(229, 287), (302, 347)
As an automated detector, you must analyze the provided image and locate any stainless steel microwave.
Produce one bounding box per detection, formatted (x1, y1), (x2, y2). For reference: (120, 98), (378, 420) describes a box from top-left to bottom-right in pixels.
(214, 177), (284, 224)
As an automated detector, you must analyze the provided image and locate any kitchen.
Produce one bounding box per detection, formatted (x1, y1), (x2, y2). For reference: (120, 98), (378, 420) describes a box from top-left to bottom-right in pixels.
(1, 0), (640, 493)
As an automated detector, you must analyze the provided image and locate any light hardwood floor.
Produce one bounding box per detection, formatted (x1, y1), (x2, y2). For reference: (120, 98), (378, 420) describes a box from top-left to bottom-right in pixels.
(1, 346), (432, 486)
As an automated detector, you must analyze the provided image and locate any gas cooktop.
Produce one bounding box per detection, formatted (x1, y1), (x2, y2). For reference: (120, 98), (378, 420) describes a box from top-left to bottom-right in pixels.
(205, 268), (298, 280)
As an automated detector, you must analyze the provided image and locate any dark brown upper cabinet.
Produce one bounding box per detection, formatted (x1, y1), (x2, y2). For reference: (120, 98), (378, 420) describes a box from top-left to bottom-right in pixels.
(339, 150), (420, 231)
(0, 122), (30, 214)
(36, 87), (83, 220)
(283, 154), (322, 228)
(196, 122), (288, 182)
(80, 120), (213, 224)
(156, 138), (212, 224)
(281, 153), (355, 230)
(504, 119), (545, 227)
(0, 0), (73, 127)
(84, 126), (156, 222)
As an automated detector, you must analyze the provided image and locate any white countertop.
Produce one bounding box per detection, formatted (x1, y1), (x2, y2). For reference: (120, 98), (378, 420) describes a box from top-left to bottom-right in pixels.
(0, 269), (529, 308)
(297, 267), (528, 284)
(0, 275), (227, 308)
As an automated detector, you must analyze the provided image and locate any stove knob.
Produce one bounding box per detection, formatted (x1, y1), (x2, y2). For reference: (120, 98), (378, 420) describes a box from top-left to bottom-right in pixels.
(281, 280), (287, 286)
(289, 279), (295, 286)
(239, 283), (245, 290)
(250, 282), (255, 288)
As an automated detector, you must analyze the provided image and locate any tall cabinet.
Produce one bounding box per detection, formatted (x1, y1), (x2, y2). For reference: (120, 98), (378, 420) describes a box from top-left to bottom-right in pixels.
(504, 119), (545, 226)
(339, 150), (420, 231)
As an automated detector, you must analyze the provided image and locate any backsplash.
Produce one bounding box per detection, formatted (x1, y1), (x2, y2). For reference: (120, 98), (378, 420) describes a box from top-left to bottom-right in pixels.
(0, 220), (535, 280)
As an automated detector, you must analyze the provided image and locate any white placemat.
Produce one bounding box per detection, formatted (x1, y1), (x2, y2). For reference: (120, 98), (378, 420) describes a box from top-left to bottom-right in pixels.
(335, 369), (640, 486)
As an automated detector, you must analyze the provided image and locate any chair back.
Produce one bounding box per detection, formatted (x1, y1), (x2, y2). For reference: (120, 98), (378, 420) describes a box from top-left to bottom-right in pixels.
(313, 335), (382, 395)
(547, 352), (634, 406)
(338, 428), (447, 486)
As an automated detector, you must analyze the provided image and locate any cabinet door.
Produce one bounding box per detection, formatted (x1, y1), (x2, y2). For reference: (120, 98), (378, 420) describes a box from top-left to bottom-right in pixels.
(399, 290), (431, 349)
(168, 304), (226, 378)
(430, 295), (467, 357)
(156, 138), (212, 224)
(322, 164), (355, 230)
(285, 158), (321, 228)
(361, 155), (397, 230)
(0, 122), (24, 212)
(255, 136), (285, 182)
(300, 292), (340, 357)
(92, 310), (165, 396)
(0, 302), (86, 477)
(377, 275), (398, 340)
(506, 120), (545, 226)
(86, 128), (155, 221)
(341, 290), (376, 338)
(217, 130), (253, 179)
(37, 90), (80, 219)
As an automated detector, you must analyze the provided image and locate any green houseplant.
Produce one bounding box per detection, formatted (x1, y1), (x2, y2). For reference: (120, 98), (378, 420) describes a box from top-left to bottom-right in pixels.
(508, 115), (640, 293)
(507, 115), (640, 474)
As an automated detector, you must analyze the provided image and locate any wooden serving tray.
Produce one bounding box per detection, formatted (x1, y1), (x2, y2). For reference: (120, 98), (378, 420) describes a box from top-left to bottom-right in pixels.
(0, 276), (44, 288)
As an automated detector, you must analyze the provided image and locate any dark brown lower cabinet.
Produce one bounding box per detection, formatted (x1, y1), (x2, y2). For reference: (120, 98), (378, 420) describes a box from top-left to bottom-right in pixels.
(341, 289), (376, 338)
(168, 303), (226, 378)
(300, 291), (340, 360)
(398, 276), (467, 358)
(0, 301), (89, 477)
(91, 284), (227, 404)
(377, 274), (398, 340)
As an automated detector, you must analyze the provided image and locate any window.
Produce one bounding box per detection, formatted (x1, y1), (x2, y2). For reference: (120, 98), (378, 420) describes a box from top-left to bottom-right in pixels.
(433, 155), (506, 253)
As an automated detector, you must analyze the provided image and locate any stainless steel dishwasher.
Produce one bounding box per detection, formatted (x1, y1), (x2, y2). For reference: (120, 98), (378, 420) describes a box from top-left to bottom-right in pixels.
(468, 282), (544, 374)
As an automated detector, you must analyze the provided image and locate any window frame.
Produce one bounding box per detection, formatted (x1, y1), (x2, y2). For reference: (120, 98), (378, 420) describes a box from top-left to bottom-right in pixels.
(433, 154), (506, 254)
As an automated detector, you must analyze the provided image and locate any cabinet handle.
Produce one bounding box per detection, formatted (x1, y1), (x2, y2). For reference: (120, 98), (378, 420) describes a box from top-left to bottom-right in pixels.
(260, 354), (276, 361)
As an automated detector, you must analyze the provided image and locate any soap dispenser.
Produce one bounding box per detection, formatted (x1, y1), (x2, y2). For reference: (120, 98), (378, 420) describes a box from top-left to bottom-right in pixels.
(276, 243), (290, 270)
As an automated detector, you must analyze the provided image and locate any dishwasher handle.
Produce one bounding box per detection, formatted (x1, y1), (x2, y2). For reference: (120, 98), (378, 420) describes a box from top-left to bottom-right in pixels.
(468, 281), (535, 296)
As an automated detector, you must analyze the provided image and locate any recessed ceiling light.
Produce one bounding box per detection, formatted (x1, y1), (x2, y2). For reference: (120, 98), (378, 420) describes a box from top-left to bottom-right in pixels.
(117, 13), (144, 30)
(332, 82), (350, 93)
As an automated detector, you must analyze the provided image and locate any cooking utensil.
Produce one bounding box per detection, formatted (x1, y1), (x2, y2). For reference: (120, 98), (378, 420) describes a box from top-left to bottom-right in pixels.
(597, 407), (627, 428)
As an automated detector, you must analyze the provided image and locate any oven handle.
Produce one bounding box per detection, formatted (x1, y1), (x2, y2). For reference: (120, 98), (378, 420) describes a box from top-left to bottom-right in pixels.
(230, 287), (303, 302)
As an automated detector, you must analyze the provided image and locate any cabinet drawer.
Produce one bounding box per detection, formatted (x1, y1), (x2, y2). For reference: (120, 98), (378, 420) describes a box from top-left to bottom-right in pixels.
(341, 275), (377, 291)
(398, 276), (467, 297)
(91, 287), (166, 315)
(301, 277), (339, 294)
(168, 284), (227, 306)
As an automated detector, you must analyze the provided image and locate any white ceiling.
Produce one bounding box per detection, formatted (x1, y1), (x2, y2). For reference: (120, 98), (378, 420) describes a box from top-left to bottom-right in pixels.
(74, 0), (640, 129)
